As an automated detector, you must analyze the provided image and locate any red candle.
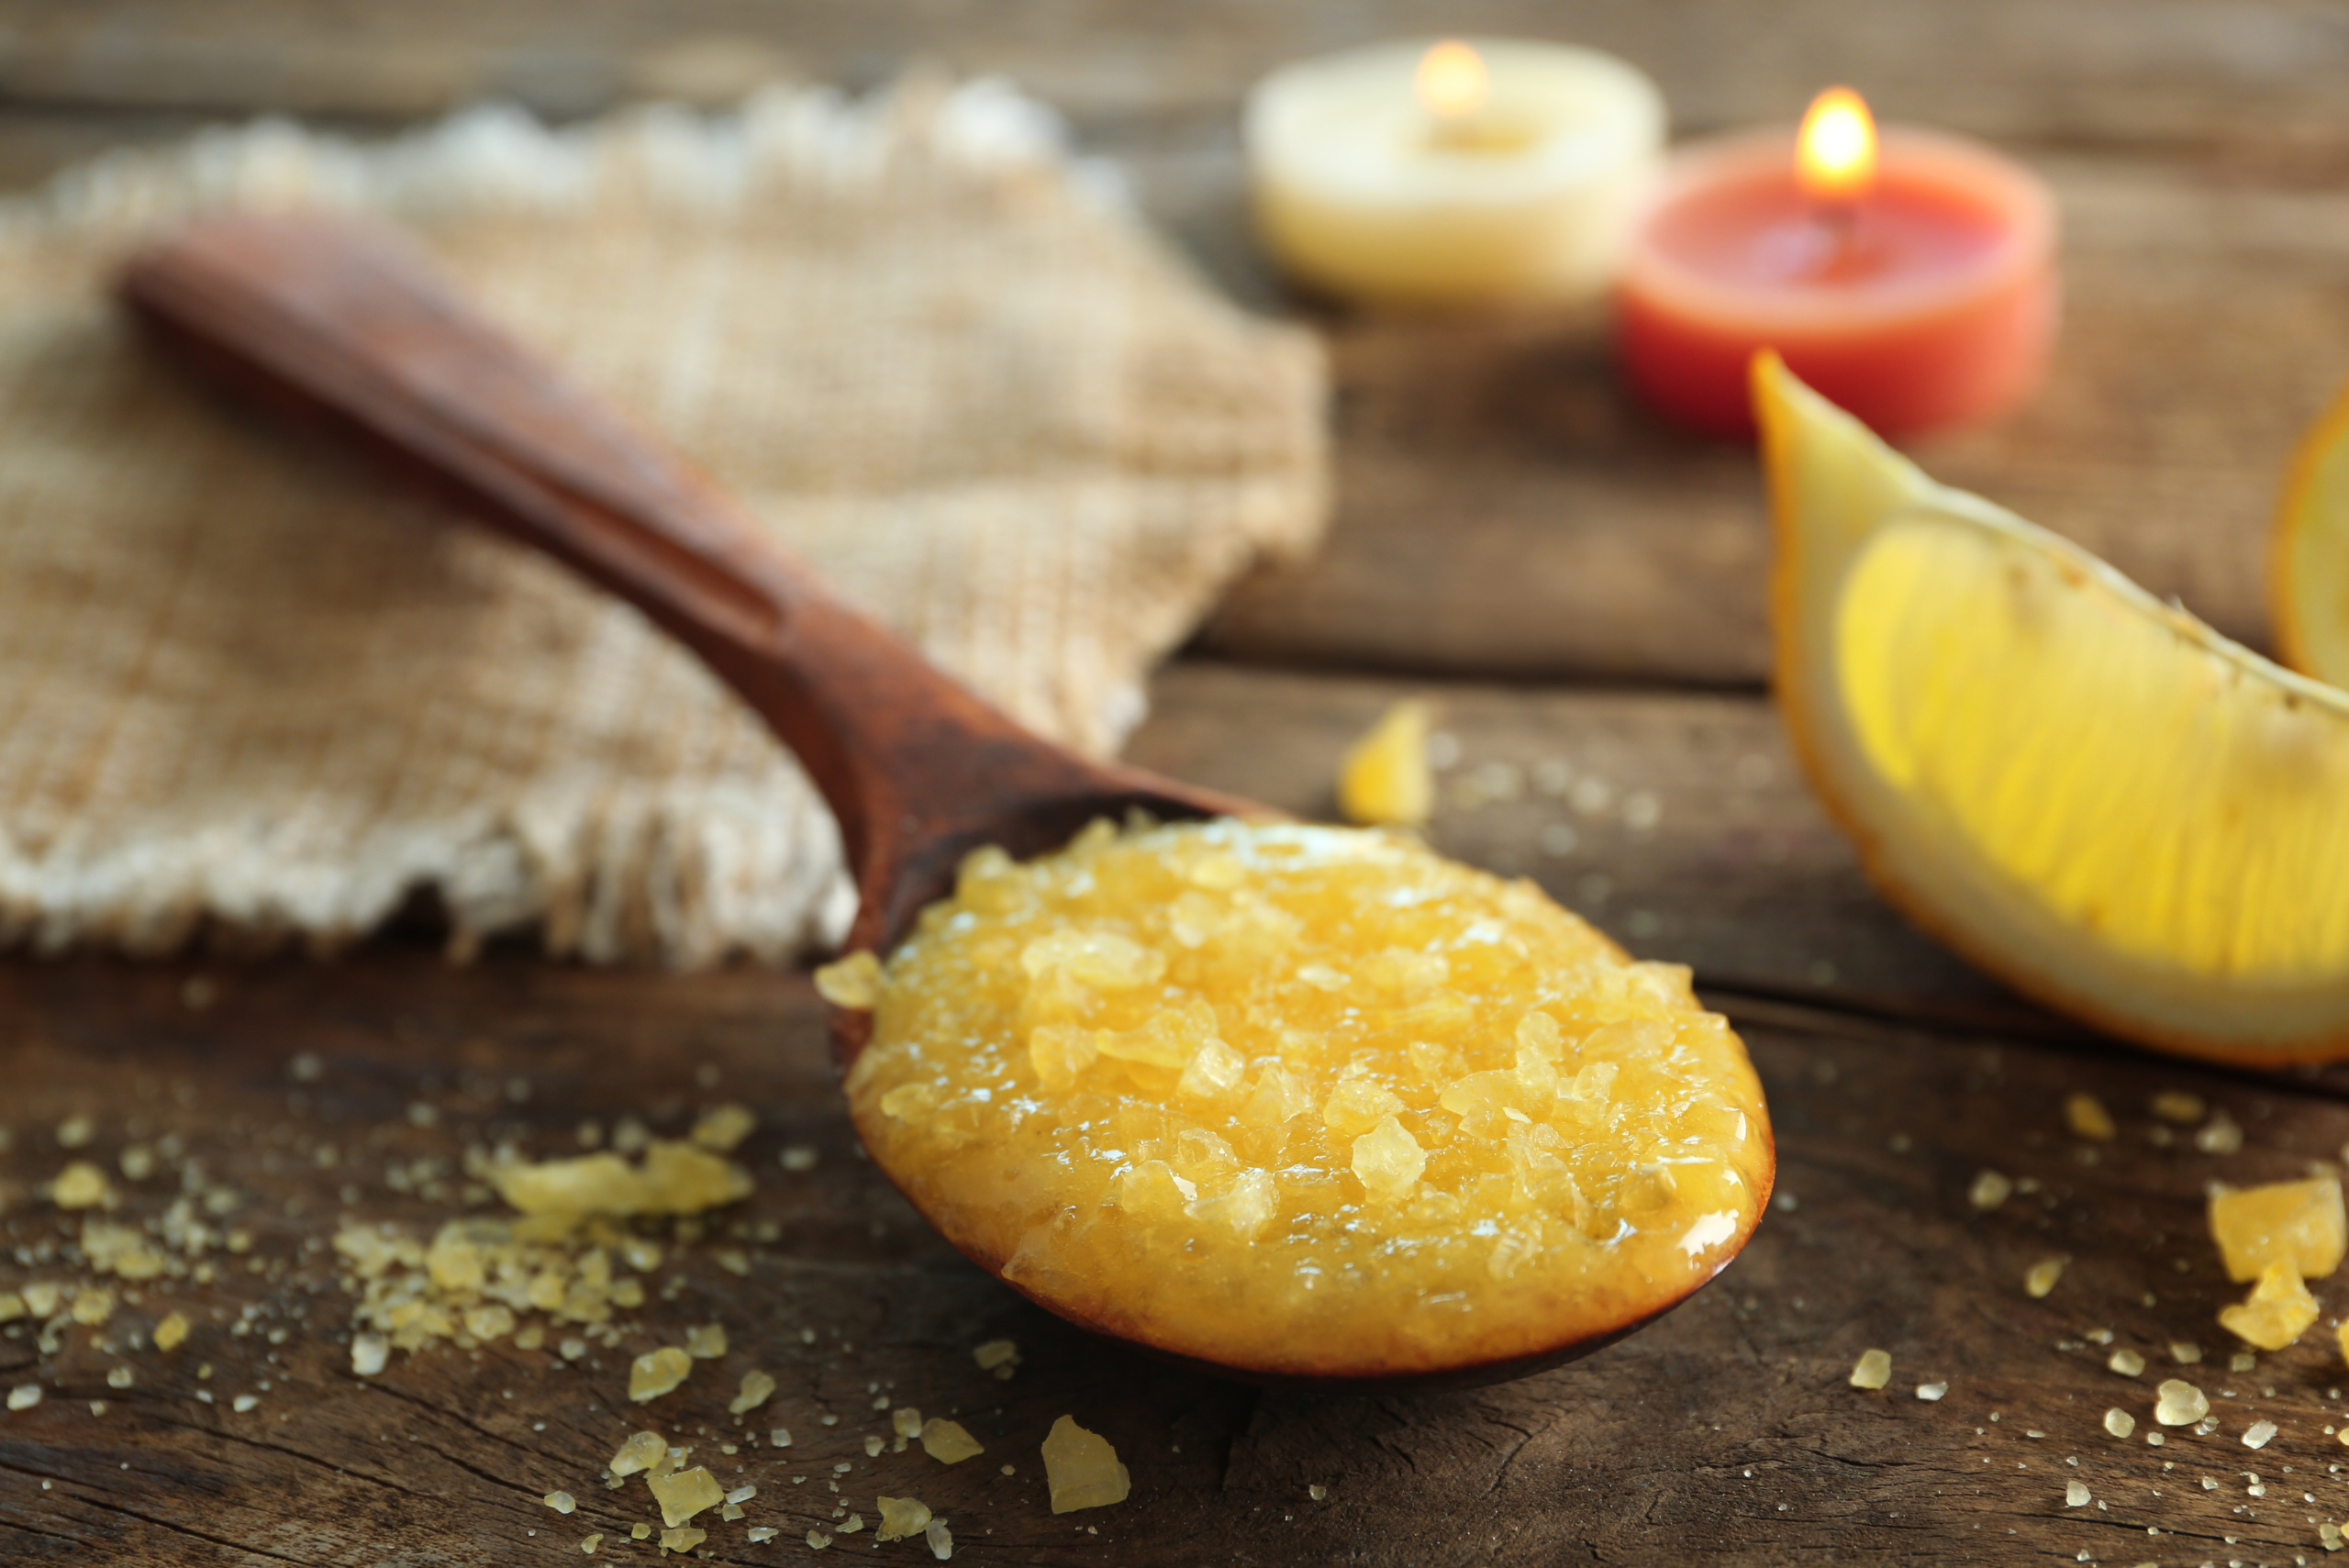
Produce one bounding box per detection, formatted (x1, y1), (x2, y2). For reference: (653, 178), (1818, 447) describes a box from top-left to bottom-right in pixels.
(1617, 89), (2057, 438)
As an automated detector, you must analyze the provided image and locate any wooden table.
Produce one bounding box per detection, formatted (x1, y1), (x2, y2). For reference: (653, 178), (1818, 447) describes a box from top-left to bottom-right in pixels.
(9, 4), (2349, 1562)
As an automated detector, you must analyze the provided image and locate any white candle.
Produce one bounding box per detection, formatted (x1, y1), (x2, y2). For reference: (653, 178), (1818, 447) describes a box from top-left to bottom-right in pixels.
(1246, 39), (1665, 309)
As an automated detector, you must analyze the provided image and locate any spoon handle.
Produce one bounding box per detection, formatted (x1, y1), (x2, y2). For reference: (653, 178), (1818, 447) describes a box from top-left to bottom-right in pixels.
(117, 209), (1102, 892)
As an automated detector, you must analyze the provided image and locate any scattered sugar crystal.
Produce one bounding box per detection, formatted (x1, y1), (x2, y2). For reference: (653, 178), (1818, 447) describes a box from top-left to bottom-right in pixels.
(2104, 1408), (2136, 1438)
(1041, 1415), (1130, 1513)
(689, 1104), (756, 1152)
(806, 1530), (832, 1550)
(2063, 1093), (2116, 1142)
(685, 1324), (728, 1359)
(770, 1428), (793, 1449)
(232, 1395), (259, 1413)
(838, 1516), (864, 1534)
(22, 1283), (60, 1316)
(611, 1430), (667, 1476)
(720, 1504), (743, 1522)
(649, 1466), (725, 1528)
(925, 1518), (952, 1561)
(2170, 1340), (2202, 1364)
(974, 1340), (1020, 1379)
(7, 1385), (40, 1411)
(746, 1527), (778, 1543)
(2209, 1176), (2346, 1283)
(629, 1347), (693, 1402)
(2244, 1420), (2279, 1449)
(106, 1367), (132, 1390)
(2025, 1258), (2065, 1298)
(52, 1161), (111, 1209)
(351, 1333), (389, 1376)
(865, 1436), (885, 1458)
(658, 1527), (706, 1554)
(2151, 1091), (2205, 1123)
(1968, 1172), (2013, 1211)
(2155, 1380), (2211, 1426)
(2144, 1431), (2163, 1446)
(543, 1492), (576, 1515)
(2231, 1350), (2258, 1372)
(118, 1145), (154, 1182)
(580, 1534), (603, 1554)
(1915, 1383), (1947, 1401)
(2219, 1261), (2320, 1351)
(1848, 1349), (1892, 1390)
(494, 1141), (751, 1219)
(57, 1113), (94, 1148)
(876, 1497), (933, 1542)
(2324, 1521), (2344, 1551)
(728, 1371), (775, 1416)
(631, 1524), (651, 1540)
(893, 1407), (925, 1440)
(560, 1338), (588, 1361)
(815, 952), (884, 1010)
(781, 1146), (819, 1173)
(920, 1418), (985, 1464)
(726, 1485), (757, 1506)
(2110, 1350), (2146, 1377)
(2198, 1114), (2245, 1155)
(2065, 1480), (2089, 1507)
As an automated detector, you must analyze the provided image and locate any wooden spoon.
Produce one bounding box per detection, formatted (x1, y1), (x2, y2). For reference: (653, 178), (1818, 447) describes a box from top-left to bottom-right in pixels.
(117, 212), (1704, 1389)
(116, 211), (1254, 1065)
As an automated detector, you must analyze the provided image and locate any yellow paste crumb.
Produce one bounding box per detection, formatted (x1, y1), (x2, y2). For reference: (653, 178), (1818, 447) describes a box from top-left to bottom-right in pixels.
(841, 819), (1772, 1378)
(2219, 1260), (2320, 1351)
(2209, 1175), (2346, 1284)
(1041, 1415), (1130, 1514)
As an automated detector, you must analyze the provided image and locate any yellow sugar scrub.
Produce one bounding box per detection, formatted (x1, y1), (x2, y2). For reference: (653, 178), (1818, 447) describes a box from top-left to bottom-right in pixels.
(829, 817), (1773, 1382)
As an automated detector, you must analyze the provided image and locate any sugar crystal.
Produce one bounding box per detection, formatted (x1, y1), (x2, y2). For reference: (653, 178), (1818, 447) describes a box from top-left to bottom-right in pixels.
(920, 1418), (985, 1464)
(1848, 1349), (1891, 1390)
(2154, 1380), (2210, 1426)
(1041, 1415), (1130, 1513)
(649, 1466), (724, 1528)
(875, 1496), (933, 1541)
(629, 1347), (693, 1402)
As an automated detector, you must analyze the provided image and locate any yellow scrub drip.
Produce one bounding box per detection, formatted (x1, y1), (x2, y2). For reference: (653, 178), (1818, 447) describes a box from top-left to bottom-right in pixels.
(836, 818), (1772, 1380)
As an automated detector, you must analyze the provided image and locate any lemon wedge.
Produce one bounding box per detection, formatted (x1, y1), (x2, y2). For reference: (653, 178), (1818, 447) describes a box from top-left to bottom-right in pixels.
(2274, 378), (2349, 687)
(1757, 350), (2349, 1063)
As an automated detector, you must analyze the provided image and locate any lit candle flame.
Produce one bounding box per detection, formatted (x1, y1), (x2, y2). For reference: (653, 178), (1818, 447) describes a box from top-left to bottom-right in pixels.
(1797, 86), (1876, 204)
(1416, 39), (1488, 120)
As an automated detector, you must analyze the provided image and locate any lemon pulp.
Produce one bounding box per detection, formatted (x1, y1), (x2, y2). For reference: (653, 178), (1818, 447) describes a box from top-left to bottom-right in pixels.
(835, 817), (1771, 1381)
(1758, 350), (2349, 1060)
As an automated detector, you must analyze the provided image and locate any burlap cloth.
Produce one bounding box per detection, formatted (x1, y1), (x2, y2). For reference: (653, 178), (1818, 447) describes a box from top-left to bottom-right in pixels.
(0, 81), (1326, 966)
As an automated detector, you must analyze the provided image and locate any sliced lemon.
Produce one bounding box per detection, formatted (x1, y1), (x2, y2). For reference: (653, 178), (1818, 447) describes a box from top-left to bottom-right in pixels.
(2274, 378), (2349, 686)
(1757, 350), (2349, 1063)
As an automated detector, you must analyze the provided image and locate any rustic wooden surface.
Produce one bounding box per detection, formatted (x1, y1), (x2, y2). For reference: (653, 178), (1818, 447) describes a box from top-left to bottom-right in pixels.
(7, 2), (2349, 1563)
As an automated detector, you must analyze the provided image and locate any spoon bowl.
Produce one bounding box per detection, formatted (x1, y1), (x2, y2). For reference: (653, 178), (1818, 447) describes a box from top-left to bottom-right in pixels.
(120, 212), (1767, 1389)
